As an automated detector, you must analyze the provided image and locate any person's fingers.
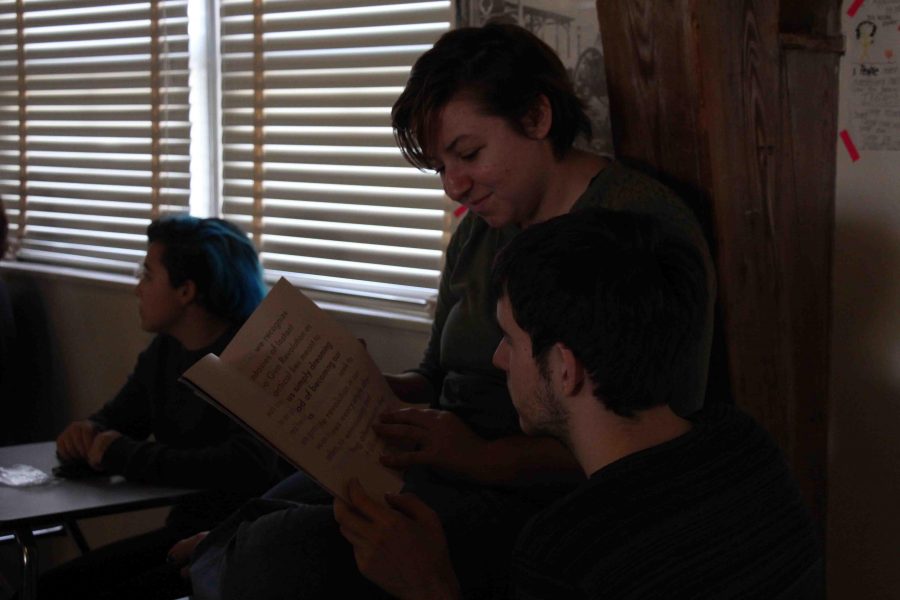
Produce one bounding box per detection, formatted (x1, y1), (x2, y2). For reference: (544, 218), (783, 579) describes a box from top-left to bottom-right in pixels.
(334, 494), (374, 547)
(77, 424), (96, 456)
(384, 492), (435, 523)
(167, 531), (208, 565)
(378, 408), (433, 426)
(373, 422), (427, 444)
(379, 450), (425, 469)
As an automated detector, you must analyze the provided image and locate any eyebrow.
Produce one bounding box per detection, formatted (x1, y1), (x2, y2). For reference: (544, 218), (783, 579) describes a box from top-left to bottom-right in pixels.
(443, 133), (474, 154)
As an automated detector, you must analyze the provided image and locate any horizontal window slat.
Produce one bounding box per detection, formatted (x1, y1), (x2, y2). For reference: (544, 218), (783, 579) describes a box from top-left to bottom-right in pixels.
(23, 74), (190, 92)
(14, 54), (189, 76)
(25, 183), (189, 205)
(222, 66), (410, 90)
(24, 151), (190, 173)
(221, 180), (443, 210)
(25, 210), (148, 232)
(222, 143), (410, 168)
(20, 195), (158, 218)
(224, 87), (404, 109)
(22, 0), (188, 20)
(21, 167), (189, 188)
(22, 92), (190, 107)
(222, 107), (391, 129)
(221, 44), (430, 71)
(23, 20), (188, 46)
(220, 0), (443, 17)
(222, 26), (448, 55)
(22, 138), (190, 154)
(219, 197), (443, 229)
(17, 238), (144, 263)
(20, 224), (147, 246)
(261, 241), (441, 272)
(241, 217), (442, 251)
(25, 124), (191, 140)
(11, 107), (189, 121)
(226, 5), (449, 35)
(223, 127), (396, 147)
(222, 161), (436, 190)
(15, 246), (142, 275)
(260, 251), (439, 290)
(23, 39), (190, 61)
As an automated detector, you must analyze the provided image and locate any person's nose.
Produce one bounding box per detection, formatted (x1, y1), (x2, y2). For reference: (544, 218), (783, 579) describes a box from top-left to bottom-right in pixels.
(441, 165), (472, 203)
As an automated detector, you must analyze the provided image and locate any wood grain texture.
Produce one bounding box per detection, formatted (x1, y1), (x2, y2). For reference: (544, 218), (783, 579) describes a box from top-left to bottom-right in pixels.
(596, 0), (839, 536)
(775, 46), (837, 532)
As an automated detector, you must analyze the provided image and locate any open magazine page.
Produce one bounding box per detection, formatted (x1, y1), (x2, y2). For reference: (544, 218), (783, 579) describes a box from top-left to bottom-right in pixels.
(182, 278), (404, 502)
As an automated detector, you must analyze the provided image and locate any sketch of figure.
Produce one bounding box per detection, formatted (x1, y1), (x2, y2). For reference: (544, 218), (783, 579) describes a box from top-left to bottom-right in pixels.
(856, 20), (877, 61)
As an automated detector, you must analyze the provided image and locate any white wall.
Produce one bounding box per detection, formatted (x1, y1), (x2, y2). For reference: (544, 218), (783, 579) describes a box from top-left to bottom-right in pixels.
(828, 3), (900, 597)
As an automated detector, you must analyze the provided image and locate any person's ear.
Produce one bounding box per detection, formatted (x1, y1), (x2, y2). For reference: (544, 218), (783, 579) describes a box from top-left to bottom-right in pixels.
(522, 94), (553, 140)
(177, 279), (197, 306)
(552, 342), (584, 397)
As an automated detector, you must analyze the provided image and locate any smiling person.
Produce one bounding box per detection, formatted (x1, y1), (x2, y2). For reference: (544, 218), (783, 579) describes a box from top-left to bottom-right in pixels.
(182, 23), (715, 600)
(43, 216), (286, 600)
(335, 209), (821, 599)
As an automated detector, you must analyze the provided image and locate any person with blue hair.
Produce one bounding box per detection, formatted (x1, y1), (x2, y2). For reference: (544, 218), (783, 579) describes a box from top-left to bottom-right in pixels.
(43, 215), (286, 600)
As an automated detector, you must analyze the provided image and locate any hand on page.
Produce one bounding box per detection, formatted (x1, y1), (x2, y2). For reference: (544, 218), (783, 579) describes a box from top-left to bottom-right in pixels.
(376, 408), (485, 477)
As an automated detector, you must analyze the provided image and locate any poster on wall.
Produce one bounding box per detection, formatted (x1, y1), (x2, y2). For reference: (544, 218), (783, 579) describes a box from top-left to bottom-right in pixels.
(844, 0), (900, 153)
(455, 0), (613, 155)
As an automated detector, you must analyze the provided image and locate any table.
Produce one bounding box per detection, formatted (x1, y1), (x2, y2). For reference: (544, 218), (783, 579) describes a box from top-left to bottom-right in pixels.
(0, 441), (200, 600)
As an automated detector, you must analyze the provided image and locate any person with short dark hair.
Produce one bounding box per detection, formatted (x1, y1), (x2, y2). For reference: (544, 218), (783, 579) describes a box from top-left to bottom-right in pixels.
(335, 209), (822, 599)
(42, 215), (285, 600)
(183, 23), (716, 599)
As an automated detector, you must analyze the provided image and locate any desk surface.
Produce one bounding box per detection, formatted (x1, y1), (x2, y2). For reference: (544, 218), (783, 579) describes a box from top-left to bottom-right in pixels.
(0, 441), (198, 529)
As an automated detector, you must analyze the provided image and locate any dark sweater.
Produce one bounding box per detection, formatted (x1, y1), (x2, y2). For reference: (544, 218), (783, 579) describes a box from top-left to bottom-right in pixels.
(510, 405), (822, 599)
(91, 329), (285, 532)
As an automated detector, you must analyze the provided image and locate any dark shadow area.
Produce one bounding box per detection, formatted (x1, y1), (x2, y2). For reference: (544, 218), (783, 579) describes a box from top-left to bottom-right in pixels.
(615, 157), (733, 409)
(0, 275), (68, 446)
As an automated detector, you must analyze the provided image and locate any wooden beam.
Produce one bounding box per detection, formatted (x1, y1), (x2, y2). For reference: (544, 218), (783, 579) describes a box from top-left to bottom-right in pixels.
(596, 0), (838, 535)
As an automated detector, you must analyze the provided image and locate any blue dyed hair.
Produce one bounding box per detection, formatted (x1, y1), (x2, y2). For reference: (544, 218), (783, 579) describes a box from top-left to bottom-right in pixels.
(147, 215), (265, 323)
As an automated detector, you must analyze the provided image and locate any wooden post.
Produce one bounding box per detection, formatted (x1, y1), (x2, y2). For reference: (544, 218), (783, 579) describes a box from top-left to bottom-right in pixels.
(596, 0), (839, 537)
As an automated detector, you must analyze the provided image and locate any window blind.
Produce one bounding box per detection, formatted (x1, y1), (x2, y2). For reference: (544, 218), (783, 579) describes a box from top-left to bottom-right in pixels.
(0, 0), (191, 275)
(218, 0), (451, 310)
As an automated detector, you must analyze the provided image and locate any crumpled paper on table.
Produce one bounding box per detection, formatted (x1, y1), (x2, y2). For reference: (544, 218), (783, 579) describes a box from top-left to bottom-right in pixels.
(0, 464), (53, 487)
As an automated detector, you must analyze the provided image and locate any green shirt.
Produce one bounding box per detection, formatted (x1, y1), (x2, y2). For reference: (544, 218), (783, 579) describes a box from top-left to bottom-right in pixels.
(412, 162), (716, 438)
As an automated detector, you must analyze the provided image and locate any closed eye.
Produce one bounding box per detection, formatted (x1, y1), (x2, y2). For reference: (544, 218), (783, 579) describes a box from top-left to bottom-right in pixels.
(461, 148), (481, 161)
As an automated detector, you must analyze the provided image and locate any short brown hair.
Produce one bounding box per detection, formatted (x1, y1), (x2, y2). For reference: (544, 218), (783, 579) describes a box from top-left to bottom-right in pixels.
(392, 23), (592, 170)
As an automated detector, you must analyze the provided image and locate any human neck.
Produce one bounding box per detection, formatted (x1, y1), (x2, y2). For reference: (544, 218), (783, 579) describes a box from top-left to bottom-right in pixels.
(568, 402), (694, 477)
(166, 307), (232, 351)
(520, 150), (611, 229)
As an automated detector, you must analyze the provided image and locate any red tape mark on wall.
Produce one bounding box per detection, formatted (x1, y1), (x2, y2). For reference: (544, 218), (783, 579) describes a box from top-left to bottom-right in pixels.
(840, 129), (861, 162)
(847, 0), (865, 17)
